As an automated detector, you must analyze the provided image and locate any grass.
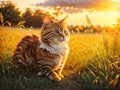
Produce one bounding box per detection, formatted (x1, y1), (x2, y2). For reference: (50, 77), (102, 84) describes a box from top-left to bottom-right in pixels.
(0, 26), (120, 90)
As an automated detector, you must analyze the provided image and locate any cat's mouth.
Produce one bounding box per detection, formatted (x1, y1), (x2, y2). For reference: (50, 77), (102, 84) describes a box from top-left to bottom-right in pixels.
(60, 37), (67, 42)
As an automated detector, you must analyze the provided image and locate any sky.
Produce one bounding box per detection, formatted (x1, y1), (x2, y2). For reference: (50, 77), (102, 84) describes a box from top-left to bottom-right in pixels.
(6, 0), (120, 26)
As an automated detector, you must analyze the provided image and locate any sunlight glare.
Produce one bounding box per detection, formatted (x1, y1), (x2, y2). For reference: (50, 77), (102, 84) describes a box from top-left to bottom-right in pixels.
(112, 0), (120, 2)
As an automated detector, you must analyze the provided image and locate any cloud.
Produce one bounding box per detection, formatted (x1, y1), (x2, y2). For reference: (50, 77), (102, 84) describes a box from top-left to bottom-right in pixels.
(34, 0), (116, 12)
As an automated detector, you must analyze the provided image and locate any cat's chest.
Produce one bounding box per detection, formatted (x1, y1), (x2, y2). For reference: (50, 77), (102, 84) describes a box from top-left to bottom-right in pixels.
(40, 41), (69, 55)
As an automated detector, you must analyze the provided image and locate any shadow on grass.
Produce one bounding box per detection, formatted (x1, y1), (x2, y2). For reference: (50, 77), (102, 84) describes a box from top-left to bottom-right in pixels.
(0, 62), (83, 90)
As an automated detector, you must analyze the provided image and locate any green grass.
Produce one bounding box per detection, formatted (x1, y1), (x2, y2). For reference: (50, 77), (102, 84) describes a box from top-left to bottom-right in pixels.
(0, 27), (120, 90)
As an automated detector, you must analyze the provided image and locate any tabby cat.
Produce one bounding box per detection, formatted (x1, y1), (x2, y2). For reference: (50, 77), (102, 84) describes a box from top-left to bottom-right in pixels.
(13, 16), (70, 81)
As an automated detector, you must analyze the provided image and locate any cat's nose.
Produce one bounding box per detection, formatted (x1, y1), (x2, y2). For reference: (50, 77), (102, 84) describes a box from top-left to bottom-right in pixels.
(61, 37), (66, 41)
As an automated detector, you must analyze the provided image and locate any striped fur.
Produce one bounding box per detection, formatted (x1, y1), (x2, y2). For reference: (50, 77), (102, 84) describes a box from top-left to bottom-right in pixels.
(13, 17), (70, 81)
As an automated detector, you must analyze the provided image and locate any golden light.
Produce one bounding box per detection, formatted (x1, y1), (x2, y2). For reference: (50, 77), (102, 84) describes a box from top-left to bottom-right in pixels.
(112, 0), (120, 2)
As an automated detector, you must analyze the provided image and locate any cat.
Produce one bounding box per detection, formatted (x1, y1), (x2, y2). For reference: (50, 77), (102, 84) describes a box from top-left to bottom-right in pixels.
(13, 16), (70, 81)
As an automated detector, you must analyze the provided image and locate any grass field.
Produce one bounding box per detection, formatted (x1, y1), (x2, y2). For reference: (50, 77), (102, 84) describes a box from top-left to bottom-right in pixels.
(0, 27), (120, 90)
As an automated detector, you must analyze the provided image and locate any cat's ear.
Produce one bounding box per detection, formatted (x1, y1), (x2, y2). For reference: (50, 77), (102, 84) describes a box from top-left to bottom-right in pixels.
(60, 15), (68, 24)
(43, 15), (53, 24)
(41, 16), (53, 30)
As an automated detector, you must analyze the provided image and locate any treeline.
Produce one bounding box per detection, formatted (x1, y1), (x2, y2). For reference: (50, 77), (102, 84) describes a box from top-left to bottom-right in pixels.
(0, 1), (120, 33)
(69, 25), (118, 34)
(0, 1), (51, 28)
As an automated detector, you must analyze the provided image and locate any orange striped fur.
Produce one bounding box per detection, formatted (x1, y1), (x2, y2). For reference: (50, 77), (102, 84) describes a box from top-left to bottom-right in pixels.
(13, 16), (70, 81)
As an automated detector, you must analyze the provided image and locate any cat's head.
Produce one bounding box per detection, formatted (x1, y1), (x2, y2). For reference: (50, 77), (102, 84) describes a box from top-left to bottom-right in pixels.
(40, 15), (70, 45)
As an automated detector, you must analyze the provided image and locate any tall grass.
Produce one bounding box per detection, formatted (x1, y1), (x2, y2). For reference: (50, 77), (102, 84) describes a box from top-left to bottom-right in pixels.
(0, 27), (120, 90)
(76, 30), (120, 90)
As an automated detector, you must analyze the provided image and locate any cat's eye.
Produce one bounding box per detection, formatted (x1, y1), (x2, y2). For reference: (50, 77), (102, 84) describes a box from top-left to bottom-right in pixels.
(54, 30), (60, 34)
(64, 30), (68, 35)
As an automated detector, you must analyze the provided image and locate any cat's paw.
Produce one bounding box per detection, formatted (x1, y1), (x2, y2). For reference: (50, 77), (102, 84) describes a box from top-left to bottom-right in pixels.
(59, 74), (64, 79)
(55, 70), (64, 79)
(49, 72), (61, 82)
(37, 72), (44, 76)
(49, 75), (61, 82)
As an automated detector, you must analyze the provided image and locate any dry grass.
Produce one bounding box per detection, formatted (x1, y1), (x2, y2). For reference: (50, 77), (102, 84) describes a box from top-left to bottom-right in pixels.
(0, 27), (120, 90)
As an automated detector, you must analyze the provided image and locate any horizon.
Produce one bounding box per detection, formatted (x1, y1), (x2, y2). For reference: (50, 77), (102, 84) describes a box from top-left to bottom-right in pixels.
(1, 0), (120, 26)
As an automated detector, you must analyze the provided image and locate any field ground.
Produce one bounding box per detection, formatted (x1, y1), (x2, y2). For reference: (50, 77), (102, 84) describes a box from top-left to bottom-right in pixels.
(0, 27), (120, 90)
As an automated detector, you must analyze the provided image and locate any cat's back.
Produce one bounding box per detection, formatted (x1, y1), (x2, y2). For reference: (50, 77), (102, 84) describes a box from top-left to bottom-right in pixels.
(16, 34), (39, 49)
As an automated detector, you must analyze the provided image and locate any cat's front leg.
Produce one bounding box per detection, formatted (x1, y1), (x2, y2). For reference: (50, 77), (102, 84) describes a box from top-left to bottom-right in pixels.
(56, 55), (68, 78)
(37, 66), (61, 81)
(56, 61), (66, 78)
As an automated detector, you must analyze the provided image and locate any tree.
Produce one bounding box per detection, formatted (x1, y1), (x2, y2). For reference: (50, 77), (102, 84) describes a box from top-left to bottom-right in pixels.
(32, 9), (44, 28)
(0, 1), (22, 26)
(23, 8), (51, 28)
(22, 8), (33, 27)
(0, 1), (53, 28)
